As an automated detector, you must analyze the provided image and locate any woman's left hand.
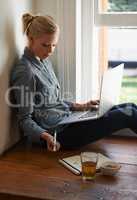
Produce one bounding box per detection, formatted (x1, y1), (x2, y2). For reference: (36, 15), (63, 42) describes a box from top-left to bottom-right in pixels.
(88, 99), (100, 105)
(72, 99), (99, 111)
(86, 100), (100, 110)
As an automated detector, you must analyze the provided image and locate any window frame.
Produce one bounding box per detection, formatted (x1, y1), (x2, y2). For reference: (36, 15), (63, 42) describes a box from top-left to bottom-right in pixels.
(94, 0), (137, 27)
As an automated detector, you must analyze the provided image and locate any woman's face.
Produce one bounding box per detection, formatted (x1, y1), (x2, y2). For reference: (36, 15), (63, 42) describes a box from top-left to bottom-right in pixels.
(30, 32), (59, 59)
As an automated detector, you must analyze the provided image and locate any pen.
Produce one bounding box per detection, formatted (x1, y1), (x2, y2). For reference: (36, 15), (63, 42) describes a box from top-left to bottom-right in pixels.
(53, 130), (57, 152)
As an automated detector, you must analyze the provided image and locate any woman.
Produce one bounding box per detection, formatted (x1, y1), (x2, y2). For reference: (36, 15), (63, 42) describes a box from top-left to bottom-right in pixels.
(11, 13), (137, 151)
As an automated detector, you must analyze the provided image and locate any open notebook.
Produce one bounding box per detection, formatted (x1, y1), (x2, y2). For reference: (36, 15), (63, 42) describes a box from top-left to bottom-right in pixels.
(59, 153), (115, 175)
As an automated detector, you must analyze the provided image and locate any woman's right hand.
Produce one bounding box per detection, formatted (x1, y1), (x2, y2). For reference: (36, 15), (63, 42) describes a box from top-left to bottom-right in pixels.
(40, 132), (61, 151)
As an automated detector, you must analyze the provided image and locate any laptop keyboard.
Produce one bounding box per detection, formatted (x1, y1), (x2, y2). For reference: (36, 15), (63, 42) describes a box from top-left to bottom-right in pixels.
(79, 111), (97, 119)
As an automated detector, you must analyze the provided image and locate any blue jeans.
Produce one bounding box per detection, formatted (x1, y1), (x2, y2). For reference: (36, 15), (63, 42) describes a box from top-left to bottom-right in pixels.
(57, 103), (137, 148)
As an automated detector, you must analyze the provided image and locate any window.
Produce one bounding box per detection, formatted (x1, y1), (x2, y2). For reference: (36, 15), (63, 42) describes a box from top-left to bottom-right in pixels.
(100, 0), (137, 12)
(95, 0), (137, 26)
(94, 0), (137, 103)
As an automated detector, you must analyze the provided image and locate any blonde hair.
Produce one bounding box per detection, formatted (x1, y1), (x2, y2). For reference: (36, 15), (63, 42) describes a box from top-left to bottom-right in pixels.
(22, 13), (59, 38)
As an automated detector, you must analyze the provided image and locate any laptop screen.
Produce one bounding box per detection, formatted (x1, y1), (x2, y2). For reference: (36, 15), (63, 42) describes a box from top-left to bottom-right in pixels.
(99, 63), (124, 117)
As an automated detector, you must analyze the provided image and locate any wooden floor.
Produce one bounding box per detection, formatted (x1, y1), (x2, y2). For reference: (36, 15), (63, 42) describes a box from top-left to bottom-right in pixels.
(0, 136), (137, 200)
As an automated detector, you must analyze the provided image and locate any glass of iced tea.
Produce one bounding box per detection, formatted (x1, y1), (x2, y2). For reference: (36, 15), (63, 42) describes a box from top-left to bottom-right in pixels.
(81, 152), (98, 181)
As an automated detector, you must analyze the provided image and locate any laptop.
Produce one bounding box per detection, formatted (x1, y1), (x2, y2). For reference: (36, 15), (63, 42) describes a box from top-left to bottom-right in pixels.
(59, 63), (124, 125)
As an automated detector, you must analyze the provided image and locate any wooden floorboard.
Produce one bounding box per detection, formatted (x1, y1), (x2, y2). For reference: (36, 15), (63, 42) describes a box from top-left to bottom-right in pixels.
(0, 136), (137, 200)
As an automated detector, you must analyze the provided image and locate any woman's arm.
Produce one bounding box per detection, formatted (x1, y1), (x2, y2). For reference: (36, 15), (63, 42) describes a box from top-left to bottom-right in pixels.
(11, 64), (47, 142)
(41, 132), (60, 151)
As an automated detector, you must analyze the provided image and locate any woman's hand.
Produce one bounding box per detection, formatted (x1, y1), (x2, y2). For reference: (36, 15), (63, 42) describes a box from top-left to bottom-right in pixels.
(86, 100), (100, 110)
(72, 100), (99, 111)
(40, 132), (61, 152)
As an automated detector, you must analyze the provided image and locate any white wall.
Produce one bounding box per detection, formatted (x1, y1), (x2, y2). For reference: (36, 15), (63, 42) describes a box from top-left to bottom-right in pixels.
(0, 0), (32, 154)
